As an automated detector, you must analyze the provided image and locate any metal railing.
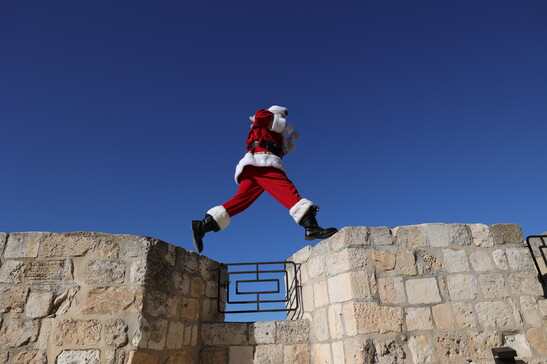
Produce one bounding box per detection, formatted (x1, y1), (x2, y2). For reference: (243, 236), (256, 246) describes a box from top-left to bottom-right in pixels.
(525, 235), (547, 296)
(216, 261), (300, 314)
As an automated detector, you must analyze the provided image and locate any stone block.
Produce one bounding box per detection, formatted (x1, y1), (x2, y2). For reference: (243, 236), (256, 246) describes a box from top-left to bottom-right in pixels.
(447, 274), (478, 300)
(25, 290), (53, 318)
(452, 302), (477, 328)
(314, 281), (329, 308)
(180, 298), (200, 320)
(508, 272), (544, 295)
(54, 319), (101, 346)
(141, 318), (168, 350)
(432, 303), (455, 329)
(12, 351), (47, 364)
(57, 350), (100, 364)
(52, 285), (79, 315)
(0, 317), (40, 347)
(369, 226), (394, 246)
(5, 232), (49, 258)
(0, 286), (29, 313)
(250, 321), (276, 345)
(276, 319), (309, 344)
(434, 332), (471, 360)
(128, 351), (159, 364)
(408, 335), (435, 364)
(344, 302), (403, 334)
(469, 224), (494, 247)
(130, 259), (147, 284)
(165, 321), (184, 349)
(312, 308), (330, 342)
(395, 249), (417, 275)
(442, 249), (469, 273)
(405, 278), (442, 304)
(422, 223), (450, 247)
(191, 278), (205, 297)
(105, 318), (128, 348)
(492, 249), (508, 270)
(302, 285), (314, 313)
(526, 327), (547, 355)
(289, 245), (312, 265)
(328, 304), (344, 340)
(308, 255), (326, 279)
(490, 224), (523, 244)
(467, 330), (502, 359)
(506, 247), (535, 270)
(124, 235), (153, 257)
(351, 271), (375, 299)
(82, 286), (143, 313)
(478, 273), (508, 299)
(0, 232), (7, 255)
(520, 296), (544, 326)
(284, 344), (311, 364)
(25, 259), (72, 282)
(40, 232), (97, 257)
(393, 225), (427, 247)
(449, 223), (472, 246)
(311, 343), (332, 364)
(200, 348), (227, 364)
(475, 301), (514, 328)
(374, 339), (405, 364)
(378, 277), (405, 304)
(469, 251), (495, 272)
(254, 344), (283, 364)
(327, 248), (373, 276)
(406, 307), (434, 331)
(86, 259), (126, 284)
(344, 337), (375, 364)
(503, 333), (533, 358)
(146, 289), (179, 319)
(163, 352), (193, 364)
(0, 260), (25, 284)
(373, 250), (395, 271)
(201, 323), (248, 345)
(229, 346), (254, 364)
(331, 342), (344, 364)
(327, 226), (370, 251)
(415, 249), (444, 274)
(328, 271), (373, 303)
(97, 239), (120, 258)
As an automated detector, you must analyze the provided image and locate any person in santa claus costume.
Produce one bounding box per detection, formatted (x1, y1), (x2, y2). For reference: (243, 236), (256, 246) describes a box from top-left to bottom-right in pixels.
(191, 105), (338, 253)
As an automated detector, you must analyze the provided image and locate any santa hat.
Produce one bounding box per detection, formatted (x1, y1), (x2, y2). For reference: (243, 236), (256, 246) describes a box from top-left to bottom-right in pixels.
(268, 105), (288, 118)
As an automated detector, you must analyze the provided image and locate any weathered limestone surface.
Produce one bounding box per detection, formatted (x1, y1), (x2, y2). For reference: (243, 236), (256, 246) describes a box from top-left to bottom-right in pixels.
(1, 223), (544, 364)
(0, 231), (223, 364)
(287, 223), (547, 364)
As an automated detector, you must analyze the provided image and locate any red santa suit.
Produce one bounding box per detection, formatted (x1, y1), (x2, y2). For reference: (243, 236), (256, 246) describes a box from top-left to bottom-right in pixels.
(205, 106), (314, 231)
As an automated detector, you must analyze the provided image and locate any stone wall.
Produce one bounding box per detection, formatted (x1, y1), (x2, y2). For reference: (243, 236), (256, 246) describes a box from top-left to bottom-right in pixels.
(287, 223), (547, 364)
(1, 224), (545, 364)
(0, 231), (223, 364)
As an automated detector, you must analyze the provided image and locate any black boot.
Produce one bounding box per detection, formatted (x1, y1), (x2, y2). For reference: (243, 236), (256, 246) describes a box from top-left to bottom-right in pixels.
(299, 206), (338, 241)
(191, 214), (220, 253)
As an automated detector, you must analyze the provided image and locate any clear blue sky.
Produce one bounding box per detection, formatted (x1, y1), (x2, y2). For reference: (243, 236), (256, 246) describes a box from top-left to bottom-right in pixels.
(1, 1), (546, 288)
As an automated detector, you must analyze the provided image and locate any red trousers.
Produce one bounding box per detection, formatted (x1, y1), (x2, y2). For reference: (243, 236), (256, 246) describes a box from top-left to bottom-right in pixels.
(223, 166), (302, 217)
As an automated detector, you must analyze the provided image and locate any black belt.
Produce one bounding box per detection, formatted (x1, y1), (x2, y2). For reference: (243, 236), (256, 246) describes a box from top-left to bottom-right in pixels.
(248, 140), (284, 157)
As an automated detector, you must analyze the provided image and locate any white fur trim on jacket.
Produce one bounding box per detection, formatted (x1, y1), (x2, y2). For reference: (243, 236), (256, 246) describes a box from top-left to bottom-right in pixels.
(289, 198), (314, 224)
(234, 152), (286, 184)
(270, 114), (286, 133)
(207, 205), (230, 230)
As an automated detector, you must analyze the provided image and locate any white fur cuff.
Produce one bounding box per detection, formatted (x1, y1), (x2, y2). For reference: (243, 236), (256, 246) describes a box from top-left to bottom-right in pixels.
(289, 198), (314, 224)
(207, 205), (230, 230)
(270, 114), (286, 133)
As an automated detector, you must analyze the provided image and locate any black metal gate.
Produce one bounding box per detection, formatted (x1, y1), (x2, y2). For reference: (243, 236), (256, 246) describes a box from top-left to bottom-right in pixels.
(525, 235), (547, 297)
(216, 261), (300, 314)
